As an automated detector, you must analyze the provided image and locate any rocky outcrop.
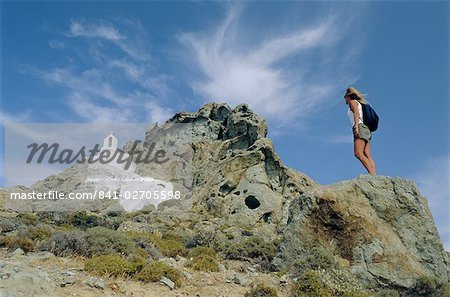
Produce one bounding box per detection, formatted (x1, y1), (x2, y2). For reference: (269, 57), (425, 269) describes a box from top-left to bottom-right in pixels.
(181, 103), (317, 229)
(274, 175), (449, 290)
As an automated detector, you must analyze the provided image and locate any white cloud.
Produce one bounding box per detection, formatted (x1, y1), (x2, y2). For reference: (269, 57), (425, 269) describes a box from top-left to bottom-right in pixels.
(414, 153), (450, 251)
(67, 94), (135, 123)
(67, 20), (149, 61)
(41, 67), (134, 106)
(69, 21), (123, 41)
(177, 6), (362, 129)
(107, 59), (171, 98)
(249, 24), (334, 66)
(39, 67), (172, 123)
(109, 59), (144, 79)
(27, 19), (174, 125)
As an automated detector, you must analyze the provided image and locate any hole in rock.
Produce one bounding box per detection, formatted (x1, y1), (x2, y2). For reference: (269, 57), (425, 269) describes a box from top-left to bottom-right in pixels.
(245, 195), (261, 209)
(219, 183), (234, 194)
(262, 212), (273, 223)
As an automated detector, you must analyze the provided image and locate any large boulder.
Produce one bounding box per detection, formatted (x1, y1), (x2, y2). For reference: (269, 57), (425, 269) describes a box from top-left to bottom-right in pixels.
(274, 175), (449, 290)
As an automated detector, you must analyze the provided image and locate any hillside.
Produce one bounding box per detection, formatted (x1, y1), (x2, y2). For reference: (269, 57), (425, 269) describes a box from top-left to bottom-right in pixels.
(1, 103), (449, 297)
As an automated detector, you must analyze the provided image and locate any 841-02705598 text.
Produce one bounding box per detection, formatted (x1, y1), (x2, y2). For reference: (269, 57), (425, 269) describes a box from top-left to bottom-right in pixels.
(8, 190), (181, 200)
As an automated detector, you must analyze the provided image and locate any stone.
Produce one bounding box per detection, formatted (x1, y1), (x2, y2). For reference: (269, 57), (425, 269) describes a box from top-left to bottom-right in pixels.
(10, 248), (25, 258)
(233, 273), (249, 286)
(30, 251), (55, 261)
(160, 276), (176, 289)
(274, 175), (449, 291)
(0, 270), (56, 297)
(83, 277), (106, 290)
(182, 271), (193, 280)
(62, 270), (76, 277)
(247, 267), (257, 273)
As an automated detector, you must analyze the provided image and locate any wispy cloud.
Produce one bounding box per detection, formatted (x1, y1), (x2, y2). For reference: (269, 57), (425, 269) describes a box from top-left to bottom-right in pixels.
(68, 20), (149, 61)
(414, 153), (450, 251)
(177, 5), (364, 129)
(69, 21), (123, 41)
(27, 19), (173, 124)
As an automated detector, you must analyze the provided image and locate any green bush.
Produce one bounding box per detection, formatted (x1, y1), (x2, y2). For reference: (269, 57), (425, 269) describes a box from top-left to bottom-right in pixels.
(85, 254), (144, 277)
(17, 212), (38, 225)
(26, 224), (53, 241)
(123, 231), (185, 258)
(134, 261), (182, 287)
(37, 230), (91, 257)
(411, 275), (450, 297)
(186, 245), (220, 272)
(0, 235), (35, 252)
(155, 235), (185, 257)
(187, 246), (217, 258)
(291, 246), (336, 276)
(87, 226), (136, 256)
(221, 235), (279, 270)
(441, 282), (450, 297)
(38, 227), (136, 257)
(245, 284), (278, 297)
(67, 212), (101, 230)
(55, 224), (77, 232)
(315, 268), (364, 296)
(290, 270), (332, 297)
(55, 211), (124, 230)
(187, 254), (219, 272)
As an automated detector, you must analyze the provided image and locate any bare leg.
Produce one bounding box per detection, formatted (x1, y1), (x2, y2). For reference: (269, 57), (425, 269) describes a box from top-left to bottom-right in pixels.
(363, 142), (376, 174)
(354, 139), (375, 174)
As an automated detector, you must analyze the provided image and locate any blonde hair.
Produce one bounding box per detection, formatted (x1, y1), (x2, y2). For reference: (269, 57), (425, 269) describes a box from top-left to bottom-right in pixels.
(345, 87), (367, 104)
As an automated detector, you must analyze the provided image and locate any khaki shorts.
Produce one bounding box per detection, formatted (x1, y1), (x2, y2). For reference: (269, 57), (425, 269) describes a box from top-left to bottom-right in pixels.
(353, 123), (372, 143)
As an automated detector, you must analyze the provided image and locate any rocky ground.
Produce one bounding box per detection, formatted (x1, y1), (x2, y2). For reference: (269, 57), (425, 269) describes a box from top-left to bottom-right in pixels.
(0, 248), (291, 297)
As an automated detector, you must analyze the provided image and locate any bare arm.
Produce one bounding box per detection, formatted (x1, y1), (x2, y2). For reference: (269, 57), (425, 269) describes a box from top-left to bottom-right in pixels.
(349, 100), (360, 135)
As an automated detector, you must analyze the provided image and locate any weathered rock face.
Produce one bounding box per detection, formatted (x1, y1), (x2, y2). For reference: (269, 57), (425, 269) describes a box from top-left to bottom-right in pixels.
(174, 103), (317, 229)
(274, 175), (449, 289)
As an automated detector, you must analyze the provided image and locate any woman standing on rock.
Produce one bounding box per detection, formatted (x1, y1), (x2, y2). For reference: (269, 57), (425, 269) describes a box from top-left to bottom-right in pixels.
(344, 87), (376, 175)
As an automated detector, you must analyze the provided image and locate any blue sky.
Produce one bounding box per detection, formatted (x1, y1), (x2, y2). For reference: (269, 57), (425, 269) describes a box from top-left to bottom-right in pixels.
(1, 1), (448, 249)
